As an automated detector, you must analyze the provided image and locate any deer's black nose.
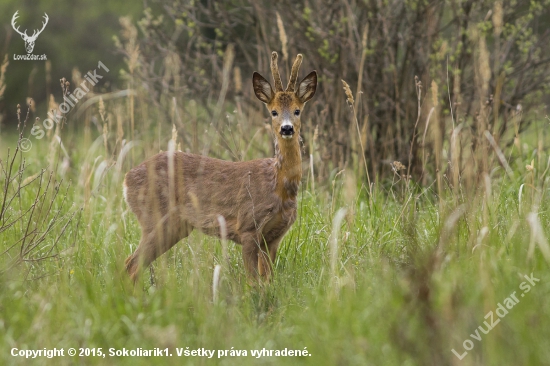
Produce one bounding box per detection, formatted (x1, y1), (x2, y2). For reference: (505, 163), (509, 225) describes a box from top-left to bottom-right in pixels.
(280, 124), (294, 137)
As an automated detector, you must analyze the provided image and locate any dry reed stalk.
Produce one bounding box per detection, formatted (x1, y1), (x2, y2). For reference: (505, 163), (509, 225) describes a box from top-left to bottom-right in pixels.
(527, 212), (550, 264)
(407, 76), (422, 181)
(129, 74), (135, 161)
(349, 26), (369, 180)
(202, 44), (235, 157)
(233, 66), (242, 95)
(450, 124), (463, 199)
(343, 171), (357, 224)
(217, 215), (229, 268)
(341, 80), (371, 191)
(420, 107), (435, 179)
(190, 100), (198, 153)
(310, 154), (315, 194)
(492, 1), (503, 74)
(427, 79), (444, 211)
(120, 16), (140, 163)
(99, 97), (109, 157)
(431, 80), (438, 108)
(233, 66), (243, 116)
(167, 139), (177, 241)
(330, 169), (345, 217)
(212, 264), (222, 302)
(482, 172), (492, 227)
(276, 12), (288, 63)
(45, 60), (51, 106)
(171, 123), (178, 144)
(329, 208), (347, 284)
(474, 30), (492, 177)
(116, 105), (124, 149)
(478, 36), (491, 101)
(484, 130), (514, 180)
(0, 55), (7, 100)
(354, 25), (368, 121)
(308, 124), (319, 193)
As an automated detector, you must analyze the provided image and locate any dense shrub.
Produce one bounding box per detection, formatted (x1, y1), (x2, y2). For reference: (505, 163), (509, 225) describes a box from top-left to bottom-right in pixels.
(121, 0), (550, 183)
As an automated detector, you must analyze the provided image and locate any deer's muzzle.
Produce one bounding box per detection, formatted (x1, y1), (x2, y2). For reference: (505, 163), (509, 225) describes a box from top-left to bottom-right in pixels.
(280, 123), (294, 139)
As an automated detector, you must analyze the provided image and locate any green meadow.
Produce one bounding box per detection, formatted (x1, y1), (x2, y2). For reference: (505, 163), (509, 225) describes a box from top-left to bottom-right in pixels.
(1, 109), (549, 366)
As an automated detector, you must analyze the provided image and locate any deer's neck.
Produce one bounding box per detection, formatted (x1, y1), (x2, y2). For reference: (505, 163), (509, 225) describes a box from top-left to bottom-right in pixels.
(274, 136), (302, 200)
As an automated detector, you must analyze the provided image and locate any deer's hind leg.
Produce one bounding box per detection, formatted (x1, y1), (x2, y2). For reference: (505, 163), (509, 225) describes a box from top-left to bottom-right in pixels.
(125, 218), (192, 283)
(242, 235), (281, 283)
(241, 234), (262, 283)
(257, 236), (282, 282)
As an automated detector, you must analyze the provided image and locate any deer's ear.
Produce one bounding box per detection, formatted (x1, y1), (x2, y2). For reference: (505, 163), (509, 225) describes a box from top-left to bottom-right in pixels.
(253, 72), (274, 104)
(296, 71), (317, 103)
(296, 71), (317, 104)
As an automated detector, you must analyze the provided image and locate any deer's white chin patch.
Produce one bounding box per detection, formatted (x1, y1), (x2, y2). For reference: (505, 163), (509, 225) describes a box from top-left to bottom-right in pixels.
(281, 134), (293, 139)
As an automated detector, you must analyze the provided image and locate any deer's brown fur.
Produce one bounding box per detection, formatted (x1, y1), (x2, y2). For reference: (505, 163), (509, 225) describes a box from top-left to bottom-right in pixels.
(124, 52), (317, 282)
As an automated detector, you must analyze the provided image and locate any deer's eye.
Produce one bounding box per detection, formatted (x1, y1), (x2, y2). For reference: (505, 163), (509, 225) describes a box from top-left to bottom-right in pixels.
(294, 109), (300, 116)
(271, 110), (278, 117)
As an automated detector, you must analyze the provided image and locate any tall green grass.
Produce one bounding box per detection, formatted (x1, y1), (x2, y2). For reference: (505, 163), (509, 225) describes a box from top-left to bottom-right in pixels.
(1, 111), (549, 366)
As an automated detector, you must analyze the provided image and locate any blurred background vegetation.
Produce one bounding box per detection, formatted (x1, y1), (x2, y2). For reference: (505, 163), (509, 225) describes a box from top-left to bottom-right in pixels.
(0, 0), (142, 125)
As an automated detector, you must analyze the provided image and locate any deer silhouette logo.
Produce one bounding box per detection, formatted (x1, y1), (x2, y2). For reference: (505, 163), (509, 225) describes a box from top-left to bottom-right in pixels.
(11, 11), (49, 54)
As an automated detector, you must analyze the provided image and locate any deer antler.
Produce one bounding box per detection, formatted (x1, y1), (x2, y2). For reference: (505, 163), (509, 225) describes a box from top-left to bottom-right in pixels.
(11, 11), (28, 38)
(11, 11), (48, 40)
(271, 52), (284, 92)
(30, 13), (49, 40)
(286, 54), (303, 92)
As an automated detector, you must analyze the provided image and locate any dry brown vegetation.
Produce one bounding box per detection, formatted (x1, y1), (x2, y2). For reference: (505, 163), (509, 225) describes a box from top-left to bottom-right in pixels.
(118, 0), (550, 186)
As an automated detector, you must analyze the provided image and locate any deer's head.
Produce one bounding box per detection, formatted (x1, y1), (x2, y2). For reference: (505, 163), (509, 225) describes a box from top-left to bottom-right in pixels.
(11, 11), (49, 54)
(253, 52), (317, 143)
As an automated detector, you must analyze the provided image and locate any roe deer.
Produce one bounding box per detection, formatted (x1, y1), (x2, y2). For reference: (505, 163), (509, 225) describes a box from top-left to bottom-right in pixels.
(123, 52), (317, 282)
